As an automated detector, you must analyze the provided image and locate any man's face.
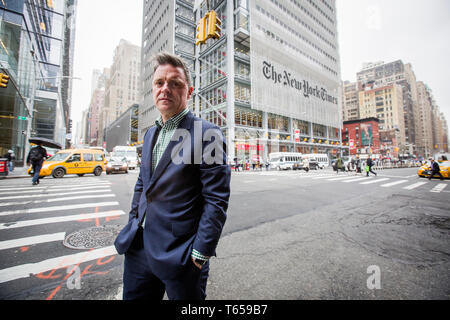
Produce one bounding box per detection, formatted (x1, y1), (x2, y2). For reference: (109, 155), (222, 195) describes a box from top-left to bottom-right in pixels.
(152, 64), (193, 122)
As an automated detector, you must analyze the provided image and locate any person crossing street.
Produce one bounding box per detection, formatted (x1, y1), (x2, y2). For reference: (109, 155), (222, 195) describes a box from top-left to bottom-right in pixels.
(26, 143), (47, 185)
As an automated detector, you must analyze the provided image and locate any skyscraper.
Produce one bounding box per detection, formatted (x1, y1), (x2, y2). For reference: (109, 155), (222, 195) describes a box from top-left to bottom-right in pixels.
(98, 39), (141, 145)
(0, 0), (77, 164)
(140, 0), (342, 161)
(140, 0), (195, 138)
(357, 60), (418, 154)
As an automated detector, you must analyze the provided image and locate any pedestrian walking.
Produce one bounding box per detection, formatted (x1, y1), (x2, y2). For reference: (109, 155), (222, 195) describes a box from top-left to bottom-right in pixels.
(355, 155), (361, 174)
(3, 150), (15, 172)
(26, 143), (47, 185)
(366, 156), (377, 176)
(114, 52), (231, 300)
(428, 158), (444, 180)
(335, 156), (343, 174)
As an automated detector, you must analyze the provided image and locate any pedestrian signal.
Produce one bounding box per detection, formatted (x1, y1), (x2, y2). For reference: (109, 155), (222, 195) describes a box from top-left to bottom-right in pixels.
(207, 10), (221, 40)
(0, 73), (10, 88)
(196, 16), (207, 46)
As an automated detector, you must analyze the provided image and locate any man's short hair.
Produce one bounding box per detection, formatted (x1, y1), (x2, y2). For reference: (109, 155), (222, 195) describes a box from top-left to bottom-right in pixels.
(151, 52), (192, 87)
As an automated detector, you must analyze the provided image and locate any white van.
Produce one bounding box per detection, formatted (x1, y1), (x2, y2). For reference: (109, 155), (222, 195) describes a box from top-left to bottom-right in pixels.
(112, 146), (139, 169)
(302, 153), (329, 169)
(269, 152), (303, 170)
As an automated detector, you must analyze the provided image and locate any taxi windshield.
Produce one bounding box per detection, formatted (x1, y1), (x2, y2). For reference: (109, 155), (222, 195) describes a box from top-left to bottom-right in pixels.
(47, 153), (70, 161)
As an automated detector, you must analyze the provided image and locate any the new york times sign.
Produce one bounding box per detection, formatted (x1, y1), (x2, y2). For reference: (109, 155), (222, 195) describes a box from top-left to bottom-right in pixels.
(262, 61), (338, 105)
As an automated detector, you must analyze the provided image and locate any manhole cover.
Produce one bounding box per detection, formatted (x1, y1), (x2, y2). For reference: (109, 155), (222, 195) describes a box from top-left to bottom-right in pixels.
(63, 225), (123, 250)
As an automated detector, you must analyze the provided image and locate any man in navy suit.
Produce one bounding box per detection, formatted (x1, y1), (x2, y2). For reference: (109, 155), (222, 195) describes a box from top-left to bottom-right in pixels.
(114, 52), (231, 300)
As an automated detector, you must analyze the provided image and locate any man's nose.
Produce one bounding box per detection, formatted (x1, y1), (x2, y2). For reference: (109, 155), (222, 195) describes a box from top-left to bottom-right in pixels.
(161, 82), (171, 92)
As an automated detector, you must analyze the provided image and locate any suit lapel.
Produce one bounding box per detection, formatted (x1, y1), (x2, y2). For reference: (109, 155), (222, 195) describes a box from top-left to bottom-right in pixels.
(147, 111), (194, 192)
(143, 126), (160, 193)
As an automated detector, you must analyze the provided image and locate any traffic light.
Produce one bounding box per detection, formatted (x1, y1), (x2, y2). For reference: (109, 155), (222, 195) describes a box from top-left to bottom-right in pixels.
(196, 16), (207, 46)
(207, 10), (221, 40)
(0, 72), (10, 88)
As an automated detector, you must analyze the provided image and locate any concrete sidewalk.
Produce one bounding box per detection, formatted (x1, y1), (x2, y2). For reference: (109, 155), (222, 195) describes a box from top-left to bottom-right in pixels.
(0, 166), (30, 179)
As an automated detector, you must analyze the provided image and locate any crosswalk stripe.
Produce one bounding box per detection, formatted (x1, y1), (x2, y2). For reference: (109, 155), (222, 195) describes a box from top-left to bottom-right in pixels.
(0, 188), (112, 201)
(0, 233), (66, 251)
(312, 175), (337, 179)
(0, 182), (111, 192)
(0, 194), (116, 207)
(380, 180), (408, 187)
(0, 202), (119, 217)
(342, 177), (369, 183)
(430, 183), (447, 193)
(327, 176), (363, 181)
(0, 210), (125, 230)
(0, 245), (117, 284)
(403, 182), (428, 190)
(359, 178), (390, 185)
(0, 185), (112, 196)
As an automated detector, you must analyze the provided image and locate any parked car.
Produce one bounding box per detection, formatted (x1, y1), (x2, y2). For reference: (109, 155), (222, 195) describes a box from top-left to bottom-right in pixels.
(417, 160), (449, 179)
(293, 159), (309, 172)
(27, 148), (105, 178)
(308, 158), (320, 170)
(106, 156), (129, 174)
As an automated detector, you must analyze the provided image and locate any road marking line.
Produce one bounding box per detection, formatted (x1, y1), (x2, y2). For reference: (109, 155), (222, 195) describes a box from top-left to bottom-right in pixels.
(0, 194), (116, 207)
(0, 185), (112, 196)
(403, 182), (428, 190)
(0, 182), (111, 192)
(0, 188), (112, 200)
(0, 202), (119, 217)
(327, 176), (363, 181)
(312, 175), (338, 179)
(342, 177), (369, 183)
(359, 178), (390, 185)
(0, 233), (66, 251)
(380, 180), (408, 187)
(0, 210), (125, 230)
(0, 246), (117, 284)
(430, 183), (447, 193)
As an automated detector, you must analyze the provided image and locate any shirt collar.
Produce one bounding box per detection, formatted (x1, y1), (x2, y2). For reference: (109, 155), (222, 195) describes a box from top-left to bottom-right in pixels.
(155, 108), (189, 129)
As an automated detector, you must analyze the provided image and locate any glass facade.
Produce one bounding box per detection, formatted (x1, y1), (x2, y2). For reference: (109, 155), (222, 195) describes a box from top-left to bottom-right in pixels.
(0, 4), (37, 163)
(0, 0), (71, 165)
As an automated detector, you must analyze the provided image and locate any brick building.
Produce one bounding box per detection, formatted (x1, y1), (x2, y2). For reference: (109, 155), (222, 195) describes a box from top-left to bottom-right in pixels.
(342, 118), (380, 157)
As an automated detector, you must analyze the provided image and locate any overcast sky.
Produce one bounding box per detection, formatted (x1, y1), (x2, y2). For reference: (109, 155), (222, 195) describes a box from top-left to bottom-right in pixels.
(72, 0), (450, 138)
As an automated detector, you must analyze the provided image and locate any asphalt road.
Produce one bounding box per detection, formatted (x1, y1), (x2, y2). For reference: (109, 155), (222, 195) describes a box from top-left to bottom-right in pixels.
(0, 167), (448, 299)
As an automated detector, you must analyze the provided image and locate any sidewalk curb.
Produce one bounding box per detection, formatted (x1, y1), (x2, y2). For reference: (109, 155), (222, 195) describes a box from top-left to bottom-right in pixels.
(0, 175), (30, 179)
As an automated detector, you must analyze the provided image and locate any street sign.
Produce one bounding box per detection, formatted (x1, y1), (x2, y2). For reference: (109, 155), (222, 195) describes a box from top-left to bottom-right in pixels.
(17, 116), (27, 120)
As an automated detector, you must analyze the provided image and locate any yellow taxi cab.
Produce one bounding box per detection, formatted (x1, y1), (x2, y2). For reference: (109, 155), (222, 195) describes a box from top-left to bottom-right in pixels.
(417, 160), (450, 179)
(27, 148), (105, 178)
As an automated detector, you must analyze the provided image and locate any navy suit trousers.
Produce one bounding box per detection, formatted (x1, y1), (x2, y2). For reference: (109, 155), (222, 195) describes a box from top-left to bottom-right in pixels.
(122, 227), (209, 300)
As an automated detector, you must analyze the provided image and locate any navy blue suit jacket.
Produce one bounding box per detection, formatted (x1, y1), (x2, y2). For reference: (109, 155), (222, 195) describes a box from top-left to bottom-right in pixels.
(114, 111), (231, 280)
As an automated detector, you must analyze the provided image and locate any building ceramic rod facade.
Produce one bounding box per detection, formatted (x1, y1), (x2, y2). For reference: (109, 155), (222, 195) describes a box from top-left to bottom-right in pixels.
(140, 0), (344, 163)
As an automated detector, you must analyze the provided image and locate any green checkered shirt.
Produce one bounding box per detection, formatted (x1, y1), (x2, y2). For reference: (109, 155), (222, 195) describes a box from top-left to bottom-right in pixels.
(142, 108), (209, 262)
(151, 108), (189, 171)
